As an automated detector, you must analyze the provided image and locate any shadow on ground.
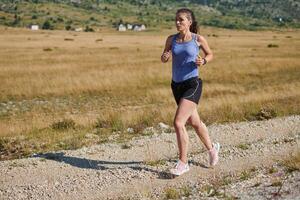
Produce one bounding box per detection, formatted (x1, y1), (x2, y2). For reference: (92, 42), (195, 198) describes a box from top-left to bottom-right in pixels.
(189, 160), (210, 169)
(35, 152), (174, 179)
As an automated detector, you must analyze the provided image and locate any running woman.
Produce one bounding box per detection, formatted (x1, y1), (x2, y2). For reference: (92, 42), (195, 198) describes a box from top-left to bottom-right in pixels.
(161, 8), (220, 176)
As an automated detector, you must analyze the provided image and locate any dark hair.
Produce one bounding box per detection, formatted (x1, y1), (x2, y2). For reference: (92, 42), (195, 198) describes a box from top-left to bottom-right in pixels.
(176, 8), (199, 34)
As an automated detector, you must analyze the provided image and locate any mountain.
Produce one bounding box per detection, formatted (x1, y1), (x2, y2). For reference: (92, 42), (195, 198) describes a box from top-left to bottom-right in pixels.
(0, 0), (299, 30)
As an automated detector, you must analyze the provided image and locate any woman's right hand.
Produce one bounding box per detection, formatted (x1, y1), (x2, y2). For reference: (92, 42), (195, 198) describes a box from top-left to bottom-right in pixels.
(161, 50), (171, 63)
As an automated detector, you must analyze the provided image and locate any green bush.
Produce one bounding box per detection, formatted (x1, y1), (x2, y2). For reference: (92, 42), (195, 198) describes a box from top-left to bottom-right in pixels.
(42, 20), (54, 30)
(65, 25), (72, 30)
(84, 25), (94, 32)
(57, 17), (64, 22)
(267, 44), (279, 48)
(165, 188), (179, 199)
(95, 114), (124, 132)
(12, 14), (21, 26)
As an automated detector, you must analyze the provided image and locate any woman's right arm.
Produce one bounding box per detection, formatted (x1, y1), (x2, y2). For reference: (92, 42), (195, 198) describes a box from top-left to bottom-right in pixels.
(161, 35), (173, 63)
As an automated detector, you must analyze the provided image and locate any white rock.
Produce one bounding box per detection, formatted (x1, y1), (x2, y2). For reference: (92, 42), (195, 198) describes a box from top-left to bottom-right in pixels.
(127, 127), (134, 133)
(158, 122), (169, 130)
(85, 133), (98, 139)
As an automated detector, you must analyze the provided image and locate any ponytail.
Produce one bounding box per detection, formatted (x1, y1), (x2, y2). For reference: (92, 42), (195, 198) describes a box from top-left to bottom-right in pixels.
(190, 21), (198, 34)
(176, 8), (199, 34)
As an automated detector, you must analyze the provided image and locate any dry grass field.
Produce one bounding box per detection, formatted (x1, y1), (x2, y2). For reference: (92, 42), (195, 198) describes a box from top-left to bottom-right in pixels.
(0, 26), (299, 160)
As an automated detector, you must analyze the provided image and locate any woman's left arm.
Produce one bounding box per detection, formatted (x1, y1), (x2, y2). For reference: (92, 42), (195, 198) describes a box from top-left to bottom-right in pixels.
(197, 35), (213, 65)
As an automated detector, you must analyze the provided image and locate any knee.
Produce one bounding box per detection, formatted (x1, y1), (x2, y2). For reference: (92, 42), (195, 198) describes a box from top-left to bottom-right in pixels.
(173, 118), (185, 130)
(187, 119), (201, 129)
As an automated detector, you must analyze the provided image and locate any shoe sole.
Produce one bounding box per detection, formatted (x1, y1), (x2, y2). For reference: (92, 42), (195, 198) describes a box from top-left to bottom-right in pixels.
(170, 168), (190, 176)
(214, 142), (220, 152)
(210, 142), (220, 167)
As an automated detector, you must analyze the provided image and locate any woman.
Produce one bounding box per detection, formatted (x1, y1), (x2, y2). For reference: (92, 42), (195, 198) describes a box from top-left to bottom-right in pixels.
(161, 8), (220, 176)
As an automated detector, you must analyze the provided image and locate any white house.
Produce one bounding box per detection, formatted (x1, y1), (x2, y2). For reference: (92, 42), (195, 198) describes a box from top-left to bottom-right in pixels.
(75, 27), (83, 32)
(117, 24), (126, 31)
(127, 24), (133, 30)
(133, 24), (146, 31)
(31, 25), (39, 30)
(133, 25), (141, 31)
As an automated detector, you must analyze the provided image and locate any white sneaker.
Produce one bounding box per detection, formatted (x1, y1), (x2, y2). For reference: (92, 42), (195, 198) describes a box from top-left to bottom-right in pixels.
(170, 160), (190, 176)
(208, 142), (220, 166)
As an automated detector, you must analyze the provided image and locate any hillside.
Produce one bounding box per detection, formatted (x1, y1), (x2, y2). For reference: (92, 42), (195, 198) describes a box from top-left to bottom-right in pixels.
(0, 0), (299, 31)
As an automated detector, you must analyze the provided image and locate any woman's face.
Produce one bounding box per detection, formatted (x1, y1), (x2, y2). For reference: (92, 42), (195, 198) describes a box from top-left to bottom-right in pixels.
(175, 13), (192, 32)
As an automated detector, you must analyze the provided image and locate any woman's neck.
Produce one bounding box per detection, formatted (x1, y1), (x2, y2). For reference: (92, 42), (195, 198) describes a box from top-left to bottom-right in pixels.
(178, 30), (192, 42)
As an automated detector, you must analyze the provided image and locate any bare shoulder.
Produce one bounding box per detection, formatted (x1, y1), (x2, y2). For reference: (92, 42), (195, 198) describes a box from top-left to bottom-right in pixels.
(195, 34), (212, 55)
(196, 34), (207, 43)
(163, 34), (176, 51)
(165, 34), (177, 47)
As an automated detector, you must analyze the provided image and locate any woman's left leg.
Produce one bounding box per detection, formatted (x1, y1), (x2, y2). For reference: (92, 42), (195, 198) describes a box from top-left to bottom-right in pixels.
(187, 109), (220, 166)
(187, 109), (213, 150)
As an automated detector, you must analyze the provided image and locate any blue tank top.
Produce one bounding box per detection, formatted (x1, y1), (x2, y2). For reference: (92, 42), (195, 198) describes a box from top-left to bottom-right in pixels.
(171, 33), (200, 83)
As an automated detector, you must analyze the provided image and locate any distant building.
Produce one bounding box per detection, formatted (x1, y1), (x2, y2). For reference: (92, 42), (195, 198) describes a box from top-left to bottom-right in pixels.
(31, 25), (39, 30)
(133, 24), (146, 31)
(75, 27), (83, 32)
(133, 25), (141, 31)
(117, 24), (126, 31)
(127, 24), (133, 30)
(116, 23), (146, 32)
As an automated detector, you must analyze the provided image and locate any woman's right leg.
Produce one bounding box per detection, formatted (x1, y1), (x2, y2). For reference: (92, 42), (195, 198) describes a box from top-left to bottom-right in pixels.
(174, 99), (197, 164)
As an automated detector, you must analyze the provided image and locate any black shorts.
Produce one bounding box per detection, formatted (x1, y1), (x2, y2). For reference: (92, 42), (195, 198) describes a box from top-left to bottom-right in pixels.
(171, 77), (202, 105)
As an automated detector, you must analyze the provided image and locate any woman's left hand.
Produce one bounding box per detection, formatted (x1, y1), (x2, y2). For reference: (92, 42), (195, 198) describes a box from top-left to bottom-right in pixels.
(195, 56), (205, 66)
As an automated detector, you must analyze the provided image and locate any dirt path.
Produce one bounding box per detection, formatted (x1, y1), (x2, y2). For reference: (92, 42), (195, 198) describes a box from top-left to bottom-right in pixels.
(0, 116), (299, 200)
